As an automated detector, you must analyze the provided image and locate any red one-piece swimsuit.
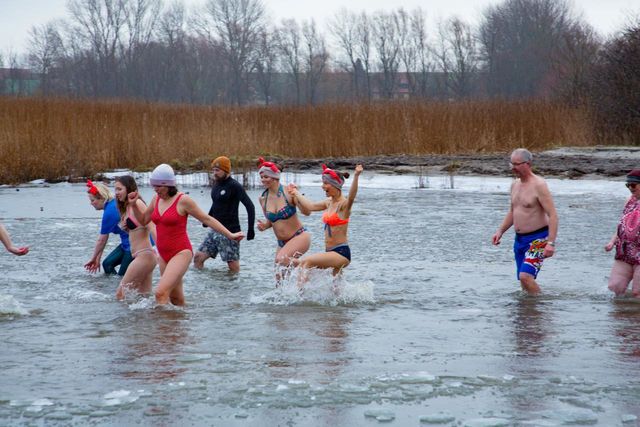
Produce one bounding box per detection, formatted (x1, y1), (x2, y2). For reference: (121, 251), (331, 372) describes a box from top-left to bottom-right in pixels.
(151, 193), (193, 263)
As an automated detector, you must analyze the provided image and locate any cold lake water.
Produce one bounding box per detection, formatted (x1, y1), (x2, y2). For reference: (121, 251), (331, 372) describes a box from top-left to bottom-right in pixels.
(0, 172), (638, 426)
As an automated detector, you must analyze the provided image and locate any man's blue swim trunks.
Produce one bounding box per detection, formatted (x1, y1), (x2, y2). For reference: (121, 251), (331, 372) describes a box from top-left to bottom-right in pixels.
(513, 226), (548, 279)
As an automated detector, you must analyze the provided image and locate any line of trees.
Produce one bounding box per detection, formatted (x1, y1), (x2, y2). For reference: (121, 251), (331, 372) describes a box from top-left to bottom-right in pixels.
(0, 0), (638, 141)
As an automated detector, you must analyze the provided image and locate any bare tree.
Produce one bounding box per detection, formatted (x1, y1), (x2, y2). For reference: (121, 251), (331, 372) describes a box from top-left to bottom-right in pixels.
(120, 0), (162, 97)
(372, 10), (401, 99)
(552, 21), (600, 105)
(328, 9), (362, 100)
(434, 17), (478, 99)
(478, 0), (575, 98)
(254, 27), (278, 105)
(28, 21), (65, 95)
(200, 0), (266, 105)
(396, 8), (416, 97)
(409, 8), (432, 99)
(67, 0), (128, 96)
(355, 12), (372, 101)
(302, 19), (328, 104)
(277, 18), (303, 104)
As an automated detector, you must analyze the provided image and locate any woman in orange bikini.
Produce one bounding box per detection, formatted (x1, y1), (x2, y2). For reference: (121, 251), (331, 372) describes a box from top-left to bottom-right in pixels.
(113, 175), (157, 300)
(288, 164), (363, 275)
(256, 157), (311, 268)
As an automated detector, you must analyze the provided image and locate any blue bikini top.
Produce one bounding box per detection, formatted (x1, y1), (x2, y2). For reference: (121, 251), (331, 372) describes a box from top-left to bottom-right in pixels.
(262, 185), (296, 223)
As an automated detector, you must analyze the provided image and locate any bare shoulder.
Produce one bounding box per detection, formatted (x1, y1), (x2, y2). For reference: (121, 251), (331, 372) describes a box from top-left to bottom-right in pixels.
(533, 175), (551, 192)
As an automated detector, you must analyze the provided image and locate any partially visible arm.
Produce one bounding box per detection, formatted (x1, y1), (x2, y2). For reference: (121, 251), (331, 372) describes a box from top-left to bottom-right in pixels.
(288, 185), (328, 213)
(85, 234), (109, 272)
(181, 195), (244, 241)
(257, 196), (272, 231)
(605, 196), (630, 252)
(136, 199), (157, 243)
(492, 184), (514, 246)
(537, 180), (558, 258)
(0, 223), (29, 256)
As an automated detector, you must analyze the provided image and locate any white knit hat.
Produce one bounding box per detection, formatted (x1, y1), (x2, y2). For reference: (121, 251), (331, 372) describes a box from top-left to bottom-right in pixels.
(150, 164), (176, 186)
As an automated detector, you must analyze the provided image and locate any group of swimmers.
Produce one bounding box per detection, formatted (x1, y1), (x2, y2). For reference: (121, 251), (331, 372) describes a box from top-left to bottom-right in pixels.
(81, 157), (362, 306)
(3, 148), (639, 303)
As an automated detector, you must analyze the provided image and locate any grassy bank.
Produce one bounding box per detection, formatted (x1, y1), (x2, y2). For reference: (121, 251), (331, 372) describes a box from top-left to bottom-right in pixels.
(0, 97), (595, 183)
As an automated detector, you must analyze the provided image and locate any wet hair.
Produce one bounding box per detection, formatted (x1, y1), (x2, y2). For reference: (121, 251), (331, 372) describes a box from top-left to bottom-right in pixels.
(90, 182), (113, 202)
(512, 148), (533, 163)
(115, 175), (140, 216)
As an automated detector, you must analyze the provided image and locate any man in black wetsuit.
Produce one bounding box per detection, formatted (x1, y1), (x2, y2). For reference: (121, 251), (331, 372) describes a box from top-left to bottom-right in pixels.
(194, 156), (255, 272)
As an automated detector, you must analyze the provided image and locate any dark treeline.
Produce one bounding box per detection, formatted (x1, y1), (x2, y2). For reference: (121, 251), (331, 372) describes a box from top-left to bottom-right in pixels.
(1, 0), (639, 142)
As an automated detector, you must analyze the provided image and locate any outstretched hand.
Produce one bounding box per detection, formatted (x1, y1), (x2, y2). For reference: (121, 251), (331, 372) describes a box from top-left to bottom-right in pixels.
(84, 259), (100, 273)
(355, 164), (364, 175)
(9, 246), (29, 256)
(257, 220), (269, 232)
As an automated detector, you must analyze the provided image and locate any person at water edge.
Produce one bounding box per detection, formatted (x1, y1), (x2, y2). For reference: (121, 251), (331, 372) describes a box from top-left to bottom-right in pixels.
(0, 222), (29, 256)
(84, 181), (132, 275)
(193, 156), (255, 273)
(114, 176), (158, 300)
(288, 164), (363, 277)
(256, 157), (311, 270)
(128, 164), (244, 306)
(605, 169), (640, 297)
(492, 148), (558, 295)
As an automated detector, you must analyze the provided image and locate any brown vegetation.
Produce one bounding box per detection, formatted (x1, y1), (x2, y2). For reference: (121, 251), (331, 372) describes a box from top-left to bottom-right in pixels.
(0, 97), (596, 183)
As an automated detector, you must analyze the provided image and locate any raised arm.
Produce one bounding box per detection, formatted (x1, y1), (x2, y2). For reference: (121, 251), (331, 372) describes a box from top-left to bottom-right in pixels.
(180, 195), (244, 241)
(344, 164), (363, 213)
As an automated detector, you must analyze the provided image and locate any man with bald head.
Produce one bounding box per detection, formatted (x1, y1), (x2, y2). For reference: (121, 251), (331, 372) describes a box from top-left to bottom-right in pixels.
(492, 148), (559, 295)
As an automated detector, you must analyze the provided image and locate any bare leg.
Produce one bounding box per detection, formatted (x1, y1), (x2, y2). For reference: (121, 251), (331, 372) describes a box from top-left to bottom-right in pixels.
(275, 232), (311, 266)
(609, 260), (632, 296)
(193, 251), (209, 269)
(519, 272), (541, 295)
(116, 251), (156, 299)
(296, 251), (350, 286)
(227, 260), (240, 273)
(155, 250), (192, 306)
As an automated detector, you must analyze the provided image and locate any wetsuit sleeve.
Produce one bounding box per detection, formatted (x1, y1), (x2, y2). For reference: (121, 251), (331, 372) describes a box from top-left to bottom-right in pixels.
(239, 187), (256, 238)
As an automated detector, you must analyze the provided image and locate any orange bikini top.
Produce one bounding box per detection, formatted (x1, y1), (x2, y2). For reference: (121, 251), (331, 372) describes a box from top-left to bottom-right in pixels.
(323, 211), (349, 237)
(322, 211), (350, 226)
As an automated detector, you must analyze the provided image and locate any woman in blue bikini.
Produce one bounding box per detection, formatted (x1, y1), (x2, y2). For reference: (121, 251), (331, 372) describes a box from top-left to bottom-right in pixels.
(256, 157), (311, 269)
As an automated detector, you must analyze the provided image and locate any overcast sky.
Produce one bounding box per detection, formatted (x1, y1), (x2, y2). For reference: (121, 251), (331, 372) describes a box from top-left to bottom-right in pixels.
(1, 0), (638, 57)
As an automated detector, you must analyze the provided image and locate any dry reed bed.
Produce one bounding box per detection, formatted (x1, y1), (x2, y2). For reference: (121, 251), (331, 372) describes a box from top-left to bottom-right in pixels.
(0, 97), (594, 183)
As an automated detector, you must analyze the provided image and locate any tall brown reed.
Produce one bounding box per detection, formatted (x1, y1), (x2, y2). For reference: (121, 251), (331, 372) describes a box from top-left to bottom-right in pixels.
(0, 97), (595, 183)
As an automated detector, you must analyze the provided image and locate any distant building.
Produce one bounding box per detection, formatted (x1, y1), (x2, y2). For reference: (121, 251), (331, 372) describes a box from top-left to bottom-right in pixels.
(0, 68), (41, 96)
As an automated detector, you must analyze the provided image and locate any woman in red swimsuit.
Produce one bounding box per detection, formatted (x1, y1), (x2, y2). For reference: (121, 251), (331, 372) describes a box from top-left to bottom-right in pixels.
(288, 164), (363, 276)
(129, 164), (244, 305)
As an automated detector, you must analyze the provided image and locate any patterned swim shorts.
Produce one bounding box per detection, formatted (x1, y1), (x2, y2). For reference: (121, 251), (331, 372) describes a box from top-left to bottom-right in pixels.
(198, 230), (240, 262)
(513, 226), (549, 279)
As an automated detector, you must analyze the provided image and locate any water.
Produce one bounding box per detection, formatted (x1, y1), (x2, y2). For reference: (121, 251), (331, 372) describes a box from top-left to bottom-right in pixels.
(0, 174), (638, 426)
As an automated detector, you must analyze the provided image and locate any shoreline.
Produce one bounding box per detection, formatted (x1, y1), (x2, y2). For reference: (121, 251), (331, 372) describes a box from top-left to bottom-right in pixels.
(4, 146), (639, 186)
(277, 146), (640, 180)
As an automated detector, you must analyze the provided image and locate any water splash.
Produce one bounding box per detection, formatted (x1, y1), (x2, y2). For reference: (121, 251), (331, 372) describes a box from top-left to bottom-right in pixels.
(0, 294), (29, 316)
(250, 266), (375, 306)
